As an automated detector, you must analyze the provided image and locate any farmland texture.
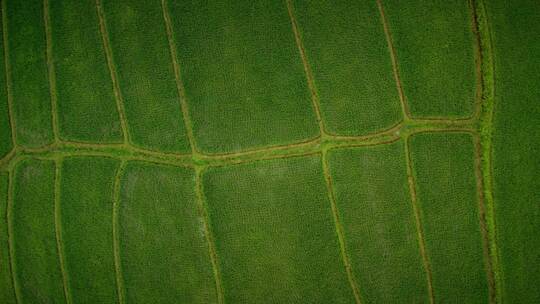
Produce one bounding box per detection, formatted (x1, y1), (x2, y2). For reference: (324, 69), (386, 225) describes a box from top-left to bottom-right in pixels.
(0, 0), (538, 303)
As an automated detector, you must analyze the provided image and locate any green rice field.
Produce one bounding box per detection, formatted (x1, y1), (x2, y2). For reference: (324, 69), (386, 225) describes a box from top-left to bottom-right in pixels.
(0, 0), (538, 303)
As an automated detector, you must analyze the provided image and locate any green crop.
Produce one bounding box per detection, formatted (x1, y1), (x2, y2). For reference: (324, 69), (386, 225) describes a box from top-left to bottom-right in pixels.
(0, 0), (538, 303)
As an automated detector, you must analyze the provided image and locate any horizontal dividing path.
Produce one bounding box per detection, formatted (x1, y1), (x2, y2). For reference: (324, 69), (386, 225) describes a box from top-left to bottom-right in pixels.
(0, 120), (474, 171)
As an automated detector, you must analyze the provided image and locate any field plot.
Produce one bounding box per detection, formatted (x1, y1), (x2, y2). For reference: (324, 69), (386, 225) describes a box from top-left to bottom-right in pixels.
(0, 24), (11, 158)
(49, 0), (123, 143)
(3, 0), (53, 147)
(327, 141), (428, 303)
(119, 162), (216, 303)
(102, 0), (191, 153)
(1, 0), (539, 302)
(167, 0), (319, 154)
(291, 0), (402, 136)
(11, 159), (65, 303)
(383, 0), (477, 118)
(0, 173), (15, 304)
(409, 132), (488, 302)
(59, 157), (120, 303)
(487, 0), (540, 302)
(202, 156), (355, 303)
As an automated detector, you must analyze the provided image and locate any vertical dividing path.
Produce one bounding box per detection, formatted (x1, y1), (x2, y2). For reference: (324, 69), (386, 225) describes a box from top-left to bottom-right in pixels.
(0, 172), (16, 303)
(100, 0), (192, 153)
(408, 132), (490, 303)
(3, 0), (54, 147)
(202, 156), (357, 303)
(326, 141), (431, 303)
(376, 0), (410, 120)
(0, 9), (13, 158)
(165, 0), (320, 154)
(485, 0), (540, 302)
(118, 162), (217, 303)
(161, 0), (199, 156)
(60, 157), (121, 303)
(321, 152), (362, 304)
(112, 160), (126, 304)
(49, 0), (125, 144)
(54, 159), (71, 304)
(403, 137), (434, 303)
(95, 0), (130, 145)
(288, 0), (402, 136)
(195, 167), (224, 304)
(11, 159), (66, 303)
(43, 0), (60, 144)
(382, 0), (477, 119)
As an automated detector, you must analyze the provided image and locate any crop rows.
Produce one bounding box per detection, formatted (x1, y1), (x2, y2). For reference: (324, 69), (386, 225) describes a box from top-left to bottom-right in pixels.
(0, 0), (516, 303)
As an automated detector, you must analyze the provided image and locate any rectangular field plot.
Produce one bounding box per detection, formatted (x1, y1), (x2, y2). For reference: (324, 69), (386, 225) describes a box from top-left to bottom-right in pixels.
(409, 132), (488, 302)
(119, 162), (216, 303)
(167, 0), (319, 154)
(12, 159), (65, 303)
(59, 157), (120, 303)
(383, 0), (477, 118)
(102, 0), (190, 153)
(327, 141), (428, 303)
(50, 0), (123, 143)
(0, 173), (15, 304)
(0, 25), (12, 158)
(291, 0), (402, 136)
(202, 156), (355, 303)
(4, 0), (53, 147)
(487, 0), (540, 301)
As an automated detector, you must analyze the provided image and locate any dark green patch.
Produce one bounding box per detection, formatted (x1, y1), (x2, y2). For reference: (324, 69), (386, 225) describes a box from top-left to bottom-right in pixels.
(410, 132), (489, 302)
(50, 0), (123, 143)
(103, 0), (191, 153)
(119, 162), (216, 303)
(292, 0), (402, 135)
(384, 0), (477, 118)
(0, 172), (16, 303)
(203, 156), (355, 303)
(328, 141), (429, 302)
(4, 0), (53, 147)
(167, 0), (319, 153)
(60, 157), (120, 303)
(12, 159), (65, 303)
(487, 0), (540, 301)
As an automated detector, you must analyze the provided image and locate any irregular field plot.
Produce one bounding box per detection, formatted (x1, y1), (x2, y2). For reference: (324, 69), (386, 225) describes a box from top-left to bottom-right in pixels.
(409, 132), (488, 302)
(12, 159), (65, 303)
(0, 24), (11, 157)
(0, 172), (15, 304)
(292, 0), (402, 135)
(50, 0), (123, 143)
(327, 140), (428, 303)
(167, 0), (319, 154)
(4, 0), (53, 147)
(119, 162), (216, 303)
(103, 0), (191, 153)
(202, 156), (354, 303)
(384, 0), (477, 118)
(487, 0), (540, 301)
(60, 157), (119, 303)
